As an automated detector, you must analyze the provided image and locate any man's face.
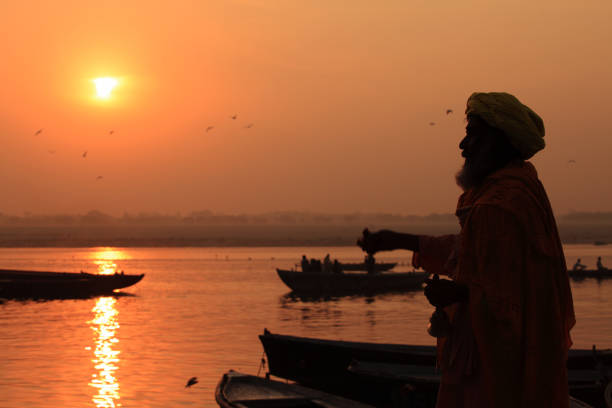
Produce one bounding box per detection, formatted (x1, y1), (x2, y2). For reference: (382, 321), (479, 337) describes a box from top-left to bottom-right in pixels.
(456, 116), (500, 190)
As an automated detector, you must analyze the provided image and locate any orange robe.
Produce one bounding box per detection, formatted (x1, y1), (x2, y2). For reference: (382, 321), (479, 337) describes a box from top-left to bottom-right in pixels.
(414, 161), (575, 408)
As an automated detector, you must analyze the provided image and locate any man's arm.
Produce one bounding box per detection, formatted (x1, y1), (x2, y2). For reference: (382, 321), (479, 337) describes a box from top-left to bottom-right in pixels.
(357, 229), (419, 253)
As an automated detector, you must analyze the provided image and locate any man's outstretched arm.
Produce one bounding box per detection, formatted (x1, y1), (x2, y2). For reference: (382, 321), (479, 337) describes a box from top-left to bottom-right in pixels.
(357, 229), (420, 254)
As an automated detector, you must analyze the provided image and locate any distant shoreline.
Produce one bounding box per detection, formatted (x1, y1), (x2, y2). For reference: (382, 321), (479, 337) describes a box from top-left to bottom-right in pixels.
(0, 222), (609, 247)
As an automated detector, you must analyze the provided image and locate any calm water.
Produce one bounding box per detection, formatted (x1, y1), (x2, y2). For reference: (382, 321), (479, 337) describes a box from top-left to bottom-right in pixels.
(0, 245), (611, 408)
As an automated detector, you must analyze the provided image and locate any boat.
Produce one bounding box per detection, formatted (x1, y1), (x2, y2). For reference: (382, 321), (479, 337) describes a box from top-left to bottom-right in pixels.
(339, 262), (397, 272)
(259, 329), (612, 407)
(215, 370), (374, 408)
(0, 268), (145, 299)
(347, 359), (609, 408)
(275, 269), (427, 295)
(568, 269), (612, 279)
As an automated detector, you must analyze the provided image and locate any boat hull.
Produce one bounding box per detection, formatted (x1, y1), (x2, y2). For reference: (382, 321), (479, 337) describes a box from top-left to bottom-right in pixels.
(276, 269), (426, 295)
(568, 269), (612, 279)
(0, 269), (144, 299)
(259, 330), (612, 407)
(339, 262), (397, 272)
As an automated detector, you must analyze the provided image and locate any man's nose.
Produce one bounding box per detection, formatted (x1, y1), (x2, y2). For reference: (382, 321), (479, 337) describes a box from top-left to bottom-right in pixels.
(459, 135), (468, 150)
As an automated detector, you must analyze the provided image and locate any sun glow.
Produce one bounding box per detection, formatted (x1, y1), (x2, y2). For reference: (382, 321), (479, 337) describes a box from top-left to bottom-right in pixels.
(93, 77), (119, 99)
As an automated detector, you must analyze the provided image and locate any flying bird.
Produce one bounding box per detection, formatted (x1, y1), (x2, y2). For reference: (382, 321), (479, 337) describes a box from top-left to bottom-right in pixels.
(230, 114), (237, 120)
(34, 129), (43, 135)
(446, 109), (453, 115)
(185, 377), (198, 388)
(568, 159), (576, 164)
(109, 130), (115, 135)
(244, 123), (253, 129)
(48, 150), (56, 154)
(96, 176), (103, 180)
(206, 126), (214, 132)
(82, 151), (88, 158)
(429, 122), (436, 126)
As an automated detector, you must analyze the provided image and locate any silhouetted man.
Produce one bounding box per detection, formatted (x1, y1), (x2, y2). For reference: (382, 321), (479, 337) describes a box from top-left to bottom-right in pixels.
(573, 258), (587, 272)
(358, 92), (575, 408)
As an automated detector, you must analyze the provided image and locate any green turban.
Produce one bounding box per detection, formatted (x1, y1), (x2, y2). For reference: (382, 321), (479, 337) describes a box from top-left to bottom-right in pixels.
(465, 92), (545, 159)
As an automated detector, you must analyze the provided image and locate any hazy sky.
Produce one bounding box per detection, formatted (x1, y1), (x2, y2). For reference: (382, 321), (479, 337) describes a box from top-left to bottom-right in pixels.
(1, 1), (610, 216)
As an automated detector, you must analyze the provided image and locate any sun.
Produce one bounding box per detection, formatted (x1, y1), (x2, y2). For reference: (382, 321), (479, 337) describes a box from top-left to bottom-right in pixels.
(93, 77), (119, 99)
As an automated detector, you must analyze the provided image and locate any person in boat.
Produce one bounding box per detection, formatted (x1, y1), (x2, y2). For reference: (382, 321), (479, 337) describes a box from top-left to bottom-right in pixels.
(596, 256), (607, 271)
(572, 258), (587, 272)
(332, 259), (342, 274)
(364, 253), (376, 274)
(357, 92), (575, 408)
(301, 255), (310, 272)
(323, 254), (332, 273)
(310, 258), (322, 272)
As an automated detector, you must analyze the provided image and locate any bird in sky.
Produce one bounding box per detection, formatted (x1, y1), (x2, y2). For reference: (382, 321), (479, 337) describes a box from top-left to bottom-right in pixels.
(48, 150), (56, 154)
(446, 109), (453, 115)
(206, 126), (214, 132)
(34, 129), (43, 135)
(244, 123), (253, 129)
(568, 159), (576, 164)
(96, 176), (103, 180)
(82, 151), (88, 158)
(230, 114), (237, 120)
(109, 130), (115, 135)
(429, 122), (436, 126)
(185, 377), (198, 388)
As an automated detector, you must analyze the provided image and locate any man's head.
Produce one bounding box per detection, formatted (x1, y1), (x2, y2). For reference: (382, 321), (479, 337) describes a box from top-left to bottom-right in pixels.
(456, 115), (521, 190)
(456, 92), (546, 191)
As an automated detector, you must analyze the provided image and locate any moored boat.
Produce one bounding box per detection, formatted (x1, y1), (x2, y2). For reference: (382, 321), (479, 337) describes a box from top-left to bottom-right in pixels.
(215, 370), (374, 408)
(0, 268), (144, 299)
(259, 330), (612, 407)
(276, 268), (427, 295)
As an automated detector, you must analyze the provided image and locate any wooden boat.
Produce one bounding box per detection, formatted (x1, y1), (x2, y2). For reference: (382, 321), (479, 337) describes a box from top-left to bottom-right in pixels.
(0, 268), (144, 299)
(215, 370), (374, 408)
(339, 262), (397, 272)
(276, 269), (427, 295)
(259, 330), (612, 407)
(568, 269), (612, 279)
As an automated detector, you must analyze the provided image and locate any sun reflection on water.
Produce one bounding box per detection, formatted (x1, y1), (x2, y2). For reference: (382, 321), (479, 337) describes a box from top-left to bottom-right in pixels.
(89, 296), (121, 407)
(92, 248), (128, 275)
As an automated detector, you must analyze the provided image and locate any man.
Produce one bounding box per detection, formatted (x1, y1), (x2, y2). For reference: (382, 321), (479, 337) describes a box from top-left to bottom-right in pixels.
(596, 256), (607, 271)
(358, 92), (575, 407)
(572, 258), (587, 272)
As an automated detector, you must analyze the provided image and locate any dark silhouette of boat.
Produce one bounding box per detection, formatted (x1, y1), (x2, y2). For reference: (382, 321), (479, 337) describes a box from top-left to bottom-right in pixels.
(339, 262), (397, 272)
(259, 329), (612, 407)
(568, 269), (612, 279)
(0, 268), (144, 299)
(276, 269), (427, 295)
(215, 370), (374, 408)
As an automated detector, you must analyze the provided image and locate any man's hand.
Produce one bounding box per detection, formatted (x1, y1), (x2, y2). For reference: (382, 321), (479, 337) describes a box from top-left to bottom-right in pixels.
(356, 229), (399, 254)
(424, 275), (469, 308)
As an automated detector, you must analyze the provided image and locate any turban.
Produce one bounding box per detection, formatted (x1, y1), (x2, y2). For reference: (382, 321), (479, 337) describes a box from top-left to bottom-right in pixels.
(466, 92), (545, 159)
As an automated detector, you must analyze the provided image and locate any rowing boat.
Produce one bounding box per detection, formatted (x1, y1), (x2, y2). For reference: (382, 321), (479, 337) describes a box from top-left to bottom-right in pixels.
(0, 268), (144, 299)
(276, 269), (426, 295)
(215, 370), (374, 408)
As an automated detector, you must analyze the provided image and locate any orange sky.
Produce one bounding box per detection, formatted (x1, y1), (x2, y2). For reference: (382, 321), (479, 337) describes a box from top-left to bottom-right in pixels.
(1, 1), (611, 216)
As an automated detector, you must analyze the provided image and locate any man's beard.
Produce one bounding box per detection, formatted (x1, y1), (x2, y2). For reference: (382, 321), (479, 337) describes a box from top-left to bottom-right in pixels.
(455, 157), (497, 191)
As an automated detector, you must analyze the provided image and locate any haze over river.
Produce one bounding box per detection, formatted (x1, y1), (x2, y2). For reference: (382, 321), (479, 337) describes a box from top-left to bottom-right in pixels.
(1, 245), (610, 407)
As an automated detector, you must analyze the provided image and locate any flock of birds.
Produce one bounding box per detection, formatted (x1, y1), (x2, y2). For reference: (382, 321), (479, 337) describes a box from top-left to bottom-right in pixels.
(205, 114), (254, 133)
(31, 114), (254, 182)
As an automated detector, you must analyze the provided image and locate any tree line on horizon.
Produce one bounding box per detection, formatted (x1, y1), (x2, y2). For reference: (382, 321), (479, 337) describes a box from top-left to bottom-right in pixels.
(1, 209), (611, 226)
